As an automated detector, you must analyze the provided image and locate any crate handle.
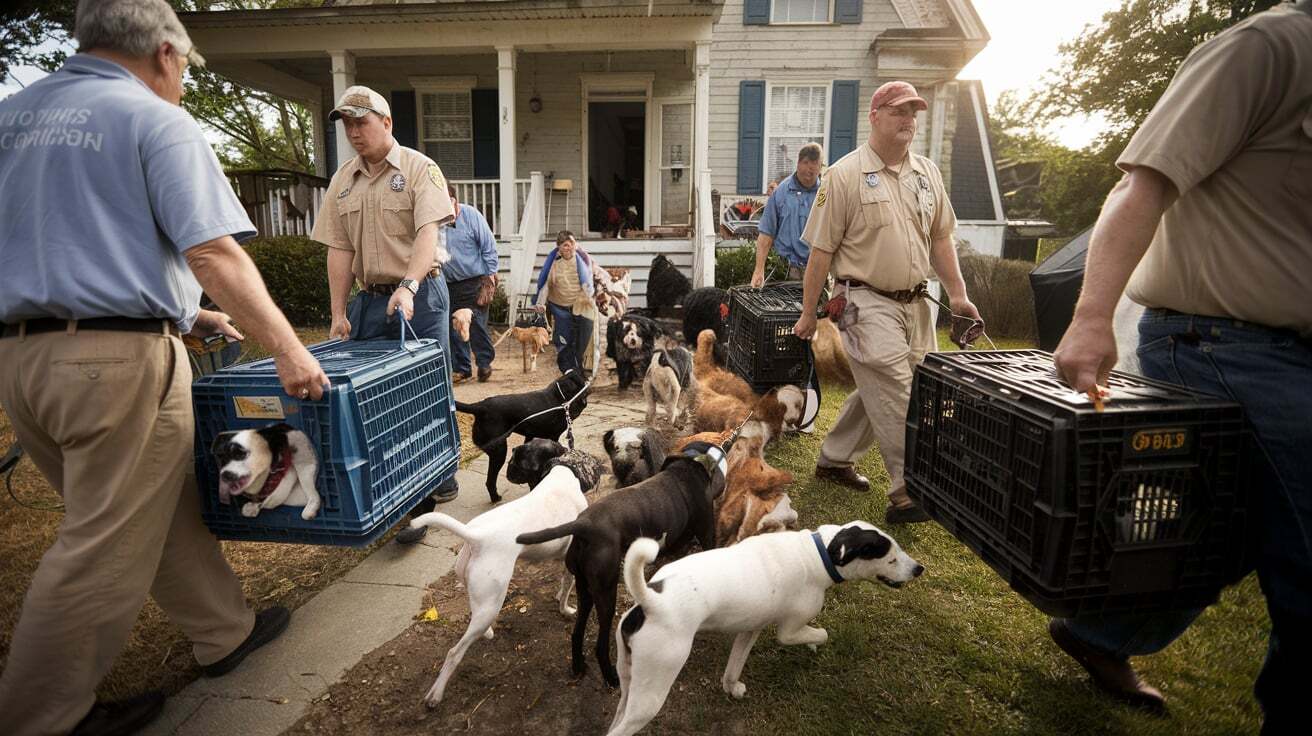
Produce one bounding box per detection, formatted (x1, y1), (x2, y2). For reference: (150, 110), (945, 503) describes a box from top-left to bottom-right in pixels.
(398, 313), (418, 353)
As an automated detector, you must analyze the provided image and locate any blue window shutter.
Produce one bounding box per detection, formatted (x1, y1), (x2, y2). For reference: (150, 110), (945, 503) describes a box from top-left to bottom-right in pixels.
(828, 80), (859, 164)
(835, 0), (862, 24)
(738, 80), (766, 194)
(743, 0), (770, 25)
(391, 90), (418, 150)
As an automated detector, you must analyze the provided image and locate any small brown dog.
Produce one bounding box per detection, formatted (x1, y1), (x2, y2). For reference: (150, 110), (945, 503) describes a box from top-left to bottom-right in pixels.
(717, 436), (796, 545)
(512, 325), (551, 373)
(693, 329), (756, 404)
(812, 318), (855, 387)
(693, 384), (805, 445)
(670, 429), (733, 455)
(451, 308), (473, 343)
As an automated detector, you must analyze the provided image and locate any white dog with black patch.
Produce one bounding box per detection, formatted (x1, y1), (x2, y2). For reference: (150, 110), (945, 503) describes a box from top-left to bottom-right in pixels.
(642, 346), (698, 427)
(211, 423), (320, 520)
(606, 521), (925, 736)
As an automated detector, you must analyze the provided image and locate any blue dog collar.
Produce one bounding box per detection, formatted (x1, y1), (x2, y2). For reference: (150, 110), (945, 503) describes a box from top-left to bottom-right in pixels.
(812, 531), (844, 584)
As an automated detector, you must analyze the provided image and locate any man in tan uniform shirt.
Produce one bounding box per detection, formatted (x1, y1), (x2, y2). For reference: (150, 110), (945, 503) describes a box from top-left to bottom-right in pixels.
(310, 85), (461, 535)
(794, 81), (981, 525)
(1050, 2), (1311, 725)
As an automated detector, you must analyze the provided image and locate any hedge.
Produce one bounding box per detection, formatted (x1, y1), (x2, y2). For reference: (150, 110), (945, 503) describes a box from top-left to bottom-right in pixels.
(948, 248), (1038, 341)
(715, 242), (790, 289)
(242, 236), (332, 326)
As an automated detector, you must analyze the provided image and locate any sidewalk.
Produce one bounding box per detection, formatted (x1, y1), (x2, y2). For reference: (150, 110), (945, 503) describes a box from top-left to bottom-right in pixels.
(144, 342), (648, 736)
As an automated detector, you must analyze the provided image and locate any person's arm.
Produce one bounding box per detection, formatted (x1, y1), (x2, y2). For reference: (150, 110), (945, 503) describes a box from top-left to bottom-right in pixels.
(793, 249), (832, 340)
(1054, 167), (1176, 392)
(387, 222), (439, 320)
(751, 233), (775, 288)
(187, 236), (329, 399)
(327, 247), (355, 340)
(479, 217), (500, 276)
(929, 233), (979, 321)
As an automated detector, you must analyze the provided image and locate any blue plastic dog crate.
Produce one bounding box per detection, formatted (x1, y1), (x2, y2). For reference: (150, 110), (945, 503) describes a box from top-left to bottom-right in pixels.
(193, 338), (459, 546)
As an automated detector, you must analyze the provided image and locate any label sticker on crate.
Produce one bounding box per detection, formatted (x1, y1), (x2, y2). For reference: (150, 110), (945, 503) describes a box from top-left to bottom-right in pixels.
(233, 396), (286, 420)
(1125, 427), (1192, 457)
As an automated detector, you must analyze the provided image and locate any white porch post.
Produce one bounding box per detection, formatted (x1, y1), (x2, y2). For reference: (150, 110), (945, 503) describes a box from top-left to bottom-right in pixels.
(497, 46), (518, 238)
(310, 100), (328, 177)
(329, 50), (356, 169)
(692, 41), (714, 288)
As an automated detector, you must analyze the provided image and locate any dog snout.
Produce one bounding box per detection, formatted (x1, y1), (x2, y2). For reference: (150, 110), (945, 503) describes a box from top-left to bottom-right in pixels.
(912, 563), (925, 578)
(220, 470), (241, 483)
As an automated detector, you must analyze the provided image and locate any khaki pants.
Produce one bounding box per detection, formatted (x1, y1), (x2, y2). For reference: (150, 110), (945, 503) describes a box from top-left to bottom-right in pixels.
(0, 329), (253, 736)
(818, 289), (936, 506)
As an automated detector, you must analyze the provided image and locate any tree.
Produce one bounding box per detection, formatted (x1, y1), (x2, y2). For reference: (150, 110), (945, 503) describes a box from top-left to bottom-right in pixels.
(0, 1), (75, 83)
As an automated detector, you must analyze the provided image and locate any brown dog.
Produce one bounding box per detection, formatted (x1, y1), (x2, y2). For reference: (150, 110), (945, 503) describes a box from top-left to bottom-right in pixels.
(693, 329), (756, 404)
(670, 429), (733, 455)
(812, 318), (855, 387)
(717, 436), (796, 545)
(692, 385), (805, 445)
(451, 308), (473, 343)
(512, 325), (551, 373)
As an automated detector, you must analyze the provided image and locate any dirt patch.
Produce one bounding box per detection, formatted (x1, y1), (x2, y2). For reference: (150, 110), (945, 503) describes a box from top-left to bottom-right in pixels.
(292, 559), (760, 736)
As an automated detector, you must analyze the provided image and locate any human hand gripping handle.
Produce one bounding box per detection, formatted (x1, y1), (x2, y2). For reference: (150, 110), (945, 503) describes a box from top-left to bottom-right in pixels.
(1053, 314), (1117, 395)
(387, 287), (415, 322)
(329, 314), (352, 341)
(275, 343), (330, 401)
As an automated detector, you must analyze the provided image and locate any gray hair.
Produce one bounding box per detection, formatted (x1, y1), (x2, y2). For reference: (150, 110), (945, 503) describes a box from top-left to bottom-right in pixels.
(798, 142), (823, 163)
(75, 0), (205, 66)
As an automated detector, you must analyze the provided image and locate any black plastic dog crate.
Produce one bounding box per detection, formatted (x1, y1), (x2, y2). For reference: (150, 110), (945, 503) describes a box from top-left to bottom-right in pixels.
(905, 350), (1251, 618)
(726, 283), (813, 392)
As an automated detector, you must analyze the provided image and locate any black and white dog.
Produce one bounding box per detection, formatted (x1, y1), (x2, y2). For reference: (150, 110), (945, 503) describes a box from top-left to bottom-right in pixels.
(507, 438), (606, 493)
(606, 313), (671, 392)
(602, 428), (668, 489)
(211, 423), (320, 520)
(607, 522), (925, 735)
(456, 370), (589, 503)
(643, 346), (698, 426)
(516, 441), (728, 687)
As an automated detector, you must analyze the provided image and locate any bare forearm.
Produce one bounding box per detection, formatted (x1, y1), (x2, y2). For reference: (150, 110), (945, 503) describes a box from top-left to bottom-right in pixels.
(186, 237), (300, 357)
(754, 234), (774, 271)
(405, 223), (438, 283)
(801, 249), (833, 313)
(929, 235), (967, 302)
(1074, 168), (1174, 321)
(327, 247), (355, 320)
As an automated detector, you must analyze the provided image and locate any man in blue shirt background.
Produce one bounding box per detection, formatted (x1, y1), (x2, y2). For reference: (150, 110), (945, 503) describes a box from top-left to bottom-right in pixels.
(751, 142), (823, 287)
(443, 185), (500, 383)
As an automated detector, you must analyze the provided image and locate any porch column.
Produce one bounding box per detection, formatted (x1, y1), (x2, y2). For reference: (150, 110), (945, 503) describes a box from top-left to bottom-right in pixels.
(692, 41), (714, 287)
(329, 50), (356, 169)
(497, 46), (518, 238)
(310, 100), (327, 177)
(693, 42), (711, 188)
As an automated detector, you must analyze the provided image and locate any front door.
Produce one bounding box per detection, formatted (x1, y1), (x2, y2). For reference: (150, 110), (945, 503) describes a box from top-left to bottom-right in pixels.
(587, 100), (646, 234)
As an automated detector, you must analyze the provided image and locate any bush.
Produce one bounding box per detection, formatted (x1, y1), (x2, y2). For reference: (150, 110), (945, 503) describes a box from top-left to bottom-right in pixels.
(715, 242), (789, 289)
(948, 249), (1038, 342)
(243, 236), (332, 326)
(488, 281), (509, 326)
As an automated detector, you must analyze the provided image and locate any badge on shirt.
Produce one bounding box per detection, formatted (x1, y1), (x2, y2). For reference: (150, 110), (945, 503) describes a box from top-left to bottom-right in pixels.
(815, 188), (827, 208)
(427, 164), (446, 190)
(390, 173), (406, 192)
(337, 186), (351, 199)
(865, 173), (880, 188)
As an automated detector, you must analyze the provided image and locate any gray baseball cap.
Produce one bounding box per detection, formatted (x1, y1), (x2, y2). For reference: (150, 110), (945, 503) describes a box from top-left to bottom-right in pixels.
(329, 85), (391, 121)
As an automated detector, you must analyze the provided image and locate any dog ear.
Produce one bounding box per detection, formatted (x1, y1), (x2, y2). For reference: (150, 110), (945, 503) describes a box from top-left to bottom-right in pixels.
(211, 431), (239, 454)
(602, 429), (615, 453)
(827, 527), (893, 566)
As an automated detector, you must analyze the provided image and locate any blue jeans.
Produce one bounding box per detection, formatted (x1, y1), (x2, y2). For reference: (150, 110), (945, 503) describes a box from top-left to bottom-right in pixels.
(445, 276), (495, 375)
(346, 275), (458, 496)
(1062, 310), (1312, 730)
(548, 302), (592, 374)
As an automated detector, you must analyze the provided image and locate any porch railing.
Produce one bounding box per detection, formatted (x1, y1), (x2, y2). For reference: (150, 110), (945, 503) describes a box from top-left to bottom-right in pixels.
(450, 178), (532, 238)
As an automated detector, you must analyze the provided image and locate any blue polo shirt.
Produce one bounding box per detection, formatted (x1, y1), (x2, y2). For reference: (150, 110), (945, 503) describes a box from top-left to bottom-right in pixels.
(0, 54), (255, 333)
(758, 172), (820, 268)
(442, 204), (499, 282)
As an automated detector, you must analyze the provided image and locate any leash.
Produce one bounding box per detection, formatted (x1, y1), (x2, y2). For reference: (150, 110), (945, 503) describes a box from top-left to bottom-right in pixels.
(2, 443), (64, 514)
(919, 289), (998, 351)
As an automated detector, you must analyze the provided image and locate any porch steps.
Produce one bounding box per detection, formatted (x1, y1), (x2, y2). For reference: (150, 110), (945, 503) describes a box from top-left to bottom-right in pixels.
(495, 238), (692, 309)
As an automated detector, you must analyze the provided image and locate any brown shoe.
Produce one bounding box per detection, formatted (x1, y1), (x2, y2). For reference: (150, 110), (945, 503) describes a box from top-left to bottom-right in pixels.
(452, 372), (472, 385)
(478, 366), (493, 382)
(885, 503), (932, 524)
(814, 465), (870, 492)
(1048, 619), (1166, 712)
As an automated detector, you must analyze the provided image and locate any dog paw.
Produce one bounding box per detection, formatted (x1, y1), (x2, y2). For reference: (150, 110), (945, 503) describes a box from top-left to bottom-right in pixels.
(422, 688), (443, 709)
(301, 506), (319, 520)
(560, 605), (577, 618)
(483, 627), (495, 640)
(603, 672), (621, 689)
(723, 681), (747, 699)
(240, 503), (260, 518)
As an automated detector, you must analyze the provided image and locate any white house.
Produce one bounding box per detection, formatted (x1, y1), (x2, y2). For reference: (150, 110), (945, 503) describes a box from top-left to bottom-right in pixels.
(181, 0), (1003, 306)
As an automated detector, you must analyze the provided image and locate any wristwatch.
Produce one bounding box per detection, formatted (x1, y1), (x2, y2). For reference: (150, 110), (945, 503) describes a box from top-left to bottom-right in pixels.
(398, 278), (419, 296)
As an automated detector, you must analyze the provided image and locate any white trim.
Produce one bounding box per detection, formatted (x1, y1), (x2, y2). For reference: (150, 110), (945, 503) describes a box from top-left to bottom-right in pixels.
(654, 97), (695, 226)
(761, 80), (831, 193)
(968, 82), (1004, 222)
(408, 76), (478, 92)
(580, 73), (655, 235)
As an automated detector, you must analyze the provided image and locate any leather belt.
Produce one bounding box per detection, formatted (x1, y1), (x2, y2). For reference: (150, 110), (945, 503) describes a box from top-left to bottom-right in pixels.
(365, 268), (439, 296)
(846, 279), (928, 304)
(2, 317), (179, 339)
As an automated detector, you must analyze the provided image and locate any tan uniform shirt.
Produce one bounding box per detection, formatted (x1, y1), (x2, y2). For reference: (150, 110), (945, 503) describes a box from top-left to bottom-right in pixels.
(311, 142), (456, 285)
(801, 143), (956, 291)
(1121, 3), (1312, 335)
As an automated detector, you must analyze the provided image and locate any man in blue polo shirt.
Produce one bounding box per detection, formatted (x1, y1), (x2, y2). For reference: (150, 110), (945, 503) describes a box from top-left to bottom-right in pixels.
(0, 1), (328, 733)
(751, 142), (823, 287)
(443, 185), (500, 383)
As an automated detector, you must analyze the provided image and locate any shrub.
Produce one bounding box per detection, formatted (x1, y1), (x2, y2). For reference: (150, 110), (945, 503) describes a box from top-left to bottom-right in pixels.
(715, 242), (789, 289)
(243, 236), (332, 326)
(946, 249), (1038, 342)
(488, 281), (509, 326)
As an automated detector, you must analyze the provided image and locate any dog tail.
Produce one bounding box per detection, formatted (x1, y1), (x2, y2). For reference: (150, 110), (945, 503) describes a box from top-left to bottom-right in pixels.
(409, 512), (485, 543)
(515, 520), (584, 546)
(454, 400), (482, 415)
(623, 537), (661, 609)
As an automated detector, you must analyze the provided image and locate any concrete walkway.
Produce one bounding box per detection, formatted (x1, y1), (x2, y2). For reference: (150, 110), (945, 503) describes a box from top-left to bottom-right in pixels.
(143, 348), (649, 736)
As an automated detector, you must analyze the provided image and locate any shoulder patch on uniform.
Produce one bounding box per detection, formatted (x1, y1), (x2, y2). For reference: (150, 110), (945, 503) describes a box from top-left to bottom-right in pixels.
(427, 164), (446, 190)
(815, 187), (827, 208)
(390, 173), (406, 192)
(337, 186), (351, 199)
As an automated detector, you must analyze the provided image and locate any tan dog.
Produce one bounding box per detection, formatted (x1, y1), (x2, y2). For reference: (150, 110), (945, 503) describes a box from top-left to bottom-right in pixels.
(812, 318), (855, 387)
(693, 385), (805, 445)
(693, 329), (756, 404)
(717, 436), (796, 545)
(512, 325), (551, 373)
(670, 429), (733, 455)
(451, 308), (473, 343)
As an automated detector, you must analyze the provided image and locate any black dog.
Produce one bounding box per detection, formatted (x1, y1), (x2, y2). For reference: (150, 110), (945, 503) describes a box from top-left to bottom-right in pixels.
(681, 286), (729, 345)
(507, 438), (606, 492)
(606, 313), (671, 391)
(516, 441), (727, 687)
(456, 370), (589, 503)
(647, 254), (691, 310)
(601, 427), (668, 488)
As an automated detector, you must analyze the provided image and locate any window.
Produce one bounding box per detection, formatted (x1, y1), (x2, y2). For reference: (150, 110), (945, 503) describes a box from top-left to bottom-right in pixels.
(419, 90), (473, 180)
(764, 83), (827, 190)
(771, 0), (831, 23)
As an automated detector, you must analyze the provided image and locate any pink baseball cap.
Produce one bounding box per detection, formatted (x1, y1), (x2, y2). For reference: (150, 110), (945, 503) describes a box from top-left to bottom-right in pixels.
(870, 81), (928, 112)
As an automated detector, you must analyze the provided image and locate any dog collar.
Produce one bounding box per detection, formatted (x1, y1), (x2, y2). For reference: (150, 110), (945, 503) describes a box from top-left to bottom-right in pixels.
(673, 442), (727, 479)
(812, 531), (845, 584)
(244, 446), (294, 503)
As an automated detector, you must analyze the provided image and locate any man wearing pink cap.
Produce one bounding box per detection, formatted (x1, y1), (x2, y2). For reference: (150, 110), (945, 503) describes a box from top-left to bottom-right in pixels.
(793, 80), (981, 525)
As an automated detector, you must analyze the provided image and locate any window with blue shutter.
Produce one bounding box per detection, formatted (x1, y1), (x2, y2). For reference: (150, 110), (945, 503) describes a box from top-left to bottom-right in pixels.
(737, 80), (766, 194)
(835, 0), (863, 24)
(743, 0), (770, 25)
(391, 90), (417, 149)
(828, 80), (860, 163)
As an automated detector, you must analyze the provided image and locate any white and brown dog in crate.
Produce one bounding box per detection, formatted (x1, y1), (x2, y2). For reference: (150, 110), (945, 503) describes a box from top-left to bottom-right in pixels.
(211, 423), (320, 520)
